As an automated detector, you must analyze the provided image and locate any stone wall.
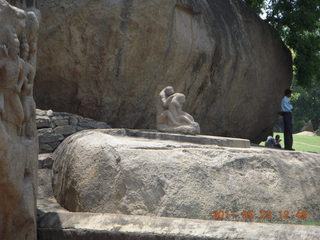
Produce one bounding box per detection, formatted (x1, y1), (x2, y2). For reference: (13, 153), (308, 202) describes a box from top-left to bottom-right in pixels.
(0, 1), (40, 239)
(36, 109), (110, 153)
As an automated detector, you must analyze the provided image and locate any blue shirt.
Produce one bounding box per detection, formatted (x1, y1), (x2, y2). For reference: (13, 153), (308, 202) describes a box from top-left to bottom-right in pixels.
(265, 136), (275, 148)
(281, 96), (293, 112)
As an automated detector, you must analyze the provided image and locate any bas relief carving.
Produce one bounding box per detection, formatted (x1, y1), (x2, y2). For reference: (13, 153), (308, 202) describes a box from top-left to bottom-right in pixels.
(0, 1), (40, 239)
(0, 0), (39, 138)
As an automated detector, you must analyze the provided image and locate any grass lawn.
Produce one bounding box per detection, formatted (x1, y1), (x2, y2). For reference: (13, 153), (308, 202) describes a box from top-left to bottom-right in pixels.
(260, 132), (320, 154)
(300, 221), (320, 226)
(255, 220), (320, 226)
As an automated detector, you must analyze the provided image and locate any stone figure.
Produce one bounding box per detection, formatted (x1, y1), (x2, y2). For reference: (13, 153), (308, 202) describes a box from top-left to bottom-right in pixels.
(0, 25), (25, 134)
(20, 59), (36, 137)
(157, 86), (175, 124)
(20, 10), (39, 138)
(0, 44), (11, 142)
(0, 1), (39, 239)
(8, 0), (36, 9)
(157, 86), (200, 135)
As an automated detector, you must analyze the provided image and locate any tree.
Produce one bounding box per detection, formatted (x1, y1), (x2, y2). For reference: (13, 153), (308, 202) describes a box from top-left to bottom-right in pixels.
(243, 0), (320, 87)
(291, 78), (320, 131)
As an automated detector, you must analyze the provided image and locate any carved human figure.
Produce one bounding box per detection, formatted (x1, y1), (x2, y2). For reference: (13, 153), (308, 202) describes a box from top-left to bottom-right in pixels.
(156, 86), (200, 135)
(20, 60), (35, 137)
(0, 25), (25, 135)
(20, 11), (39, 138)
(157, 86), (176, 125)
(8, 0), (36, 9)
(0, 46), (7, 119)
(0, 45), (11, 143)
(0, 2), (38, 239)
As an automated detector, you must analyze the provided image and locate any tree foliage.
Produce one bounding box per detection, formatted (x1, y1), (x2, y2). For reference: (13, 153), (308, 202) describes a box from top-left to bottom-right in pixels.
(243, 0), (320, 87)
(291, 78), (320, 131)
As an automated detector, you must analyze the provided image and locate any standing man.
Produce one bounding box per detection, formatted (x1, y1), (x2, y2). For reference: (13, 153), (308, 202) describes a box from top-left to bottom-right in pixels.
(281, 89), (294, 150)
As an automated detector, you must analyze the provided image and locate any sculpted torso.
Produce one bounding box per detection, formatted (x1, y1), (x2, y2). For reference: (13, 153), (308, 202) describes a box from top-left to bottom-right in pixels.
(0, 31), (23, 90)
(0, 27), (25, 128)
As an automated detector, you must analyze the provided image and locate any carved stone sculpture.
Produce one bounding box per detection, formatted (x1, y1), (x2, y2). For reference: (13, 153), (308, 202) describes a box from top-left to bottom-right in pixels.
(20, 10), (39, 138)
(0, 1), (39, 239)
(0, 26), (26, 135)
(157, 86), (200, 135)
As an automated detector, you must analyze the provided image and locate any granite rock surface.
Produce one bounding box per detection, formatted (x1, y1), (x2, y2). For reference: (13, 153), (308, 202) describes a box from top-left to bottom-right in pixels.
(38, 168), (320, 240)
(35, 0), (292, 142)
(52, 130), (320, 223)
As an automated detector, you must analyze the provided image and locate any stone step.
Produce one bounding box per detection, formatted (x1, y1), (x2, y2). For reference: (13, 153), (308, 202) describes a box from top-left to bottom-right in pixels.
(37, 211), (320, 240)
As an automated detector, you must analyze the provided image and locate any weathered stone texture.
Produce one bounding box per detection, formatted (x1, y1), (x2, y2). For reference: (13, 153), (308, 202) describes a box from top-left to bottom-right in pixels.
(36, 109), (110, 153)
(38, 162), (320, 240)
(38, 153), (54, 169)
(52, 130), (320, 224)
(35, 0), (292, 142)
(37, 211), (320, 240)
(0, 1), (39, 239)
(157, 86), (200, 135)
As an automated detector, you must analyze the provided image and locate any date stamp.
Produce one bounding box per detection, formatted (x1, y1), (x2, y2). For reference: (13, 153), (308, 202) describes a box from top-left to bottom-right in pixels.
(211, 210), (309, 221)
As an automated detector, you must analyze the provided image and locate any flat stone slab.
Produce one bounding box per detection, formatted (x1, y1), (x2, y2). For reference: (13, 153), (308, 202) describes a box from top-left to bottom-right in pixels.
(101, 128), (251, 148)
(37, 210), (320, 240)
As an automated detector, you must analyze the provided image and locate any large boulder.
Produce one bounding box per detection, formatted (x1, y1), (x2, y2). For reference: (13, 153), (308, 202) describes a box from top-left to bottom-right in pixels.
(52, 130), (320, 223)
(301, 120), (314, 132)
(35, 0), (292, 143)
(0, 1), (40, 239)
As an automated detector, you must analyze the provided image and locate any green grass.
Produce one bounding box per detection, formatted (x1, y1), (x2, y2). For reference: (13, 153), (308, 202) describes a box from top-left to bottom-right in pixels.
(300, 221), (320, 226)
(260, 133), (320, 154)
(254, 220), (320, 226)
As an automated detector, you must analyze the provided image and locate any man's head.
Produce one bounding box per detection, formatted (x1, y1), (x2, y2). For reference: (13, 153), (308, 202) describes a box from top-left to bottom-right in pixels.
(175, 93), (186, 103)
(275, 135), (280, 140)
(164, 86), (174, 96)
(284, 89), (292, 97)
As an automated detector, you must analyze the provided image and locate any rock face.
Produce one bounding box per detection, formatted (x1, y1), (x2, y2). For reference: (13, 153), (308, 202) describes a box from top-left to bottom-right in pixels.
(0, 1), (39, 239)
(52, 130), (320, 223)
(35, 0), (292, 143)
(36, 109), (111, 153)
(301, 120), (314, 132)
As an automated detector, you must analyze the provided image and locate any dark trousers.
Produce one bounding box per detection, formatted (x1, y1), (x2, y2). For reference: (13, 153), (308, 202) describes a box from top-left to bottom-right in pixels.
(282, 112), (293, 149)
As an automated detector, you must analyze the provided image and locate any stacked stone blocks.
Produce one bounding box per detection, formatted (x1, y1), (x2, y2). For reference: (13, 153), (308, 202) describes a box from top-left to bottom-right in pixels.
(36, 109), (110, 153)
